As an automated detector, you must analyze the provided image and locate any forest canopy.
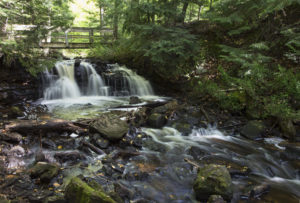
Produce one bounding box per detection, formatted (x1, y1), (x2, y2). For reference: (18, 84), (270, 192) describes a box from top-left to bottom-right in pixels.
(0, 0), (299, 121)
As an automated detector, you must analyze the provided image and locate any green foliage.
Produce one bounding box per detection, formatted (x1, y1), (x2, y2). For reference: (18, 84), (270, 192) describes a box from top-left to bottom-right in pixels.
(199, 65), (300, 119)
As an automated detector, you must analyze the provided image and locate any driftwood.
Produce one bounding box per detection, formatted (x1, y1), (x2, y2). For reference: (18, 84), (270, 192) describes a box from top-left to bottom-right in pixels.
(82, 141), (105, 155)
(5, 119), (87, 135)
(111, 101), (169, 110)
(184, 158), (201, 168)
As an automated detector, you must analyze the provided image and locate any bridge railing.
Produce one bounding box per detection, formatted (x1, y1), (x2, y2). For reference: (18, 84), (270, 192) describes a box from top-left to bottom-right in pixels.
(2, 24), (113, 49)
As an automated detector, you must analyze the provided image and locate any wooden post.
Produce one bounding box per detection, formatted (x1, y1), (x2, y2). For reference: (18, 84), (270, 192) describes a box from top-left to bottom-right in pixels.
(89, 29), (94, 43)
(65, 31), (69, 47)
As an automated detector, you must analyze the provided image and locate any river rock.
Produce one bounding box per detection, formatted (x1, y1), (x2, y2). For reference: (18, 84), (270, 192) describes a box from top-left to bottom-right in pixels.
(0, 132), (22, 143)
(129, 96), (142, 104)
(208, 195), (226, 203)
(90, 113), (129, 141)
(54, 150), (85, 164)
(44, 195), (66, 203)
(240, 120), (266, 140)
(279, 119), (296, 140)
(151, 100), (179, 114)
(193, 164), (233, 201)
(147, 113), (167, 128)
(29, 162), (59, 183)
(65, 177), (116, 203)
(92, 134), (110, 149)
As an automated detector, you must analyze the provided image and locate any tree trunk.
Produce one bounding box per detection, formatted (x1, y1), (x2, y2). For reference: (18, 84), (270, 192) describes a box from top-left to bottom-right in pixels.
(209, 0), (213, 11)
(100, 6), (104, 27)
(198, 5), (202, 20)
(113, 0), (120, 39)
(180, 1), (189, 23)
(5, 119), (87, 135)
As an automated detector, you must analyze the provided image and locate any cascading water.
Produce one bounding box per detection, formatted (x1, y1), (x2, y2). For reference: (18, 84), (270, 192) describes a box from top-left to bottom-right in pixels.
(108, 64), (154, 96)
(42, 60), (154, 100)
(43, 61), (81, 99)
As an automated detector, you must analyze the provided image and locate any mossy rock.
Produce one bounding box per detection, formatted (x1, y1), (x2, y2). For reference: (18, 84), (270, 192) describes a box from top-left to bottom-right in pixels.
(147, 113), (167, 128)
(151, 100), (180, 114)
(65, 177), (116, 203)
(29, 162), (59, 183)
(279, 119), (296, 140)
(90, 112), (129, 141)
(193, 164), (233, 201)
(240, 120), (266, 140)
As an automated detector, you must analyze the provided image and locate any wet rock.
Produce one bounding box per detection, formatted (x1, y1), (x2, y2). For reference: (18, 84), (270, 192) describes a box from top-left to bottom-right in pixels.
(10, 106), (23, 118)
(143, 137), (167, 153)
(201, 156), (250, 177)
(35, 148), (46, 162)
(54, 150), (85, 164)
(90, 113), (129, 141)
(0, 132), (22, 143)
(92, 134), (110, 149)
(172, 122), (191, 136)
(114, 182), (135, 199)
(240, 120), (266, 140)
(29, 162), (59, 183)
(44, 195), (66, 203)
(242, 183), (270, 200)
(188, 146), (206, 160)
(279, 119), (296, 140)
(129, 96), (142, 104)
(42, 139), (57, 149)
(65, 177), (116, 203)
(74, 59), (81, 68)
(193, 164), (233, 201)
(151, 100), (179, 114)
(147, 113), (167, 128)
(208, 195), (226, 203)
(131, 107), (149, 127)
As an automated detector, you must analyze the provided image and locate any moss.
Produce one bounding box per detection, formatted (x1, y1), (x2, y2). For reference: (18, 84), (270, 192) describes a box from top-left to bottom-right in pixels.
(29, 162), (59, 183)
(193, 164), (232, 201)
(65, 177), (116, 203)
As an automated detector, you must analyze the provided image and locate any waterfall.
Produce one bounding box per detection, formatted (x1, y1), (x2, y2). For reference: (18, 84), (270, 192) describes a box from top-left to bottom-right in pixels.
(80, 62), (109, 96)
(42, 61), (154, 100)
(112, 65), (154, 96)
(44, 61), (81, 99)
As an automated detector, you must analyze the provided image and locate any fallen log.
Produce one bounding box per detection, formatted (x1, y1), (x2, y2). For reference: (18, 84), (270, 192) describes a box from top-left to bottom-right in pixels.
(111, 101), (169, 110)
(5, 119), (87, 135)
(82, 141), (105, 155)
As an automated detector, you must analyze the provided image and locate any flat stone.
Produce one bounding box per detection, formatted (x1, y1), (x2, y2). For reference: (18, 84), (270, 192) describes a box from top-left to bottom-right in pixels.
(29, 162), (59, 183)
(0, 132), (22, 143)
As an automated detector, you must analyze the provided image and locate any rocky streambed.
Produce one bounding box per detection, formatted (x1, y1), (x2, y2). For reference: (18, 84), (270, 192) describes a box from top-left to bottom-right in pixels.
(0, 98), (299, 203)
(0, 59), (299, 203)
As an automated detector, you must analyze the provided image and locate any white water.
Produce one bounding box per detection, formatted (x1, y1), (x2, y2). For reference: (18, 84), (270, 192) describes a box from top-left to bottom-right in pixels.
(138, 126), (300, 201)
(112, 64), (154, 96)
(44, 61), (81, 99)
(43, 61), (154, 101)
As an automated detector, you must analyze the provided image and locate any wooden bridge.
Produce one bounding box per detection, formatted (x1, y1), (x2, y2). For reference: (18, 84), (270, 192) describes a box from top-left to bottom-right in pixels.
(4, 25), (113, 49)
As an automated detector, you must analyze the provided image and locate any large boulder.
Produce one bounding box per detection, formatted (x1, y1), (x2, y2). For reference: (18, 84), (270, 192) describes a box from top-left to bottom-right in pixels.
(151, 100), (179, 114)
(90, 113), (129, 141)
(279, 119), (296, 140)
(240, 120), (266, 140)
(65, 177), (116, 203)
(147, 113), (167, 128)
(193, 164), (233, 201)
(29, 162), (59, 183)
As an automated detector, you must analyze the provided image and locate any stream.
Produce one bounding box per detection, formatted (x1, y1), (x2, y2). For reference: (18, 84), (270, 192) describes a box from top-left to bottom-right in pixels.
(1, 60), (299, 203)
